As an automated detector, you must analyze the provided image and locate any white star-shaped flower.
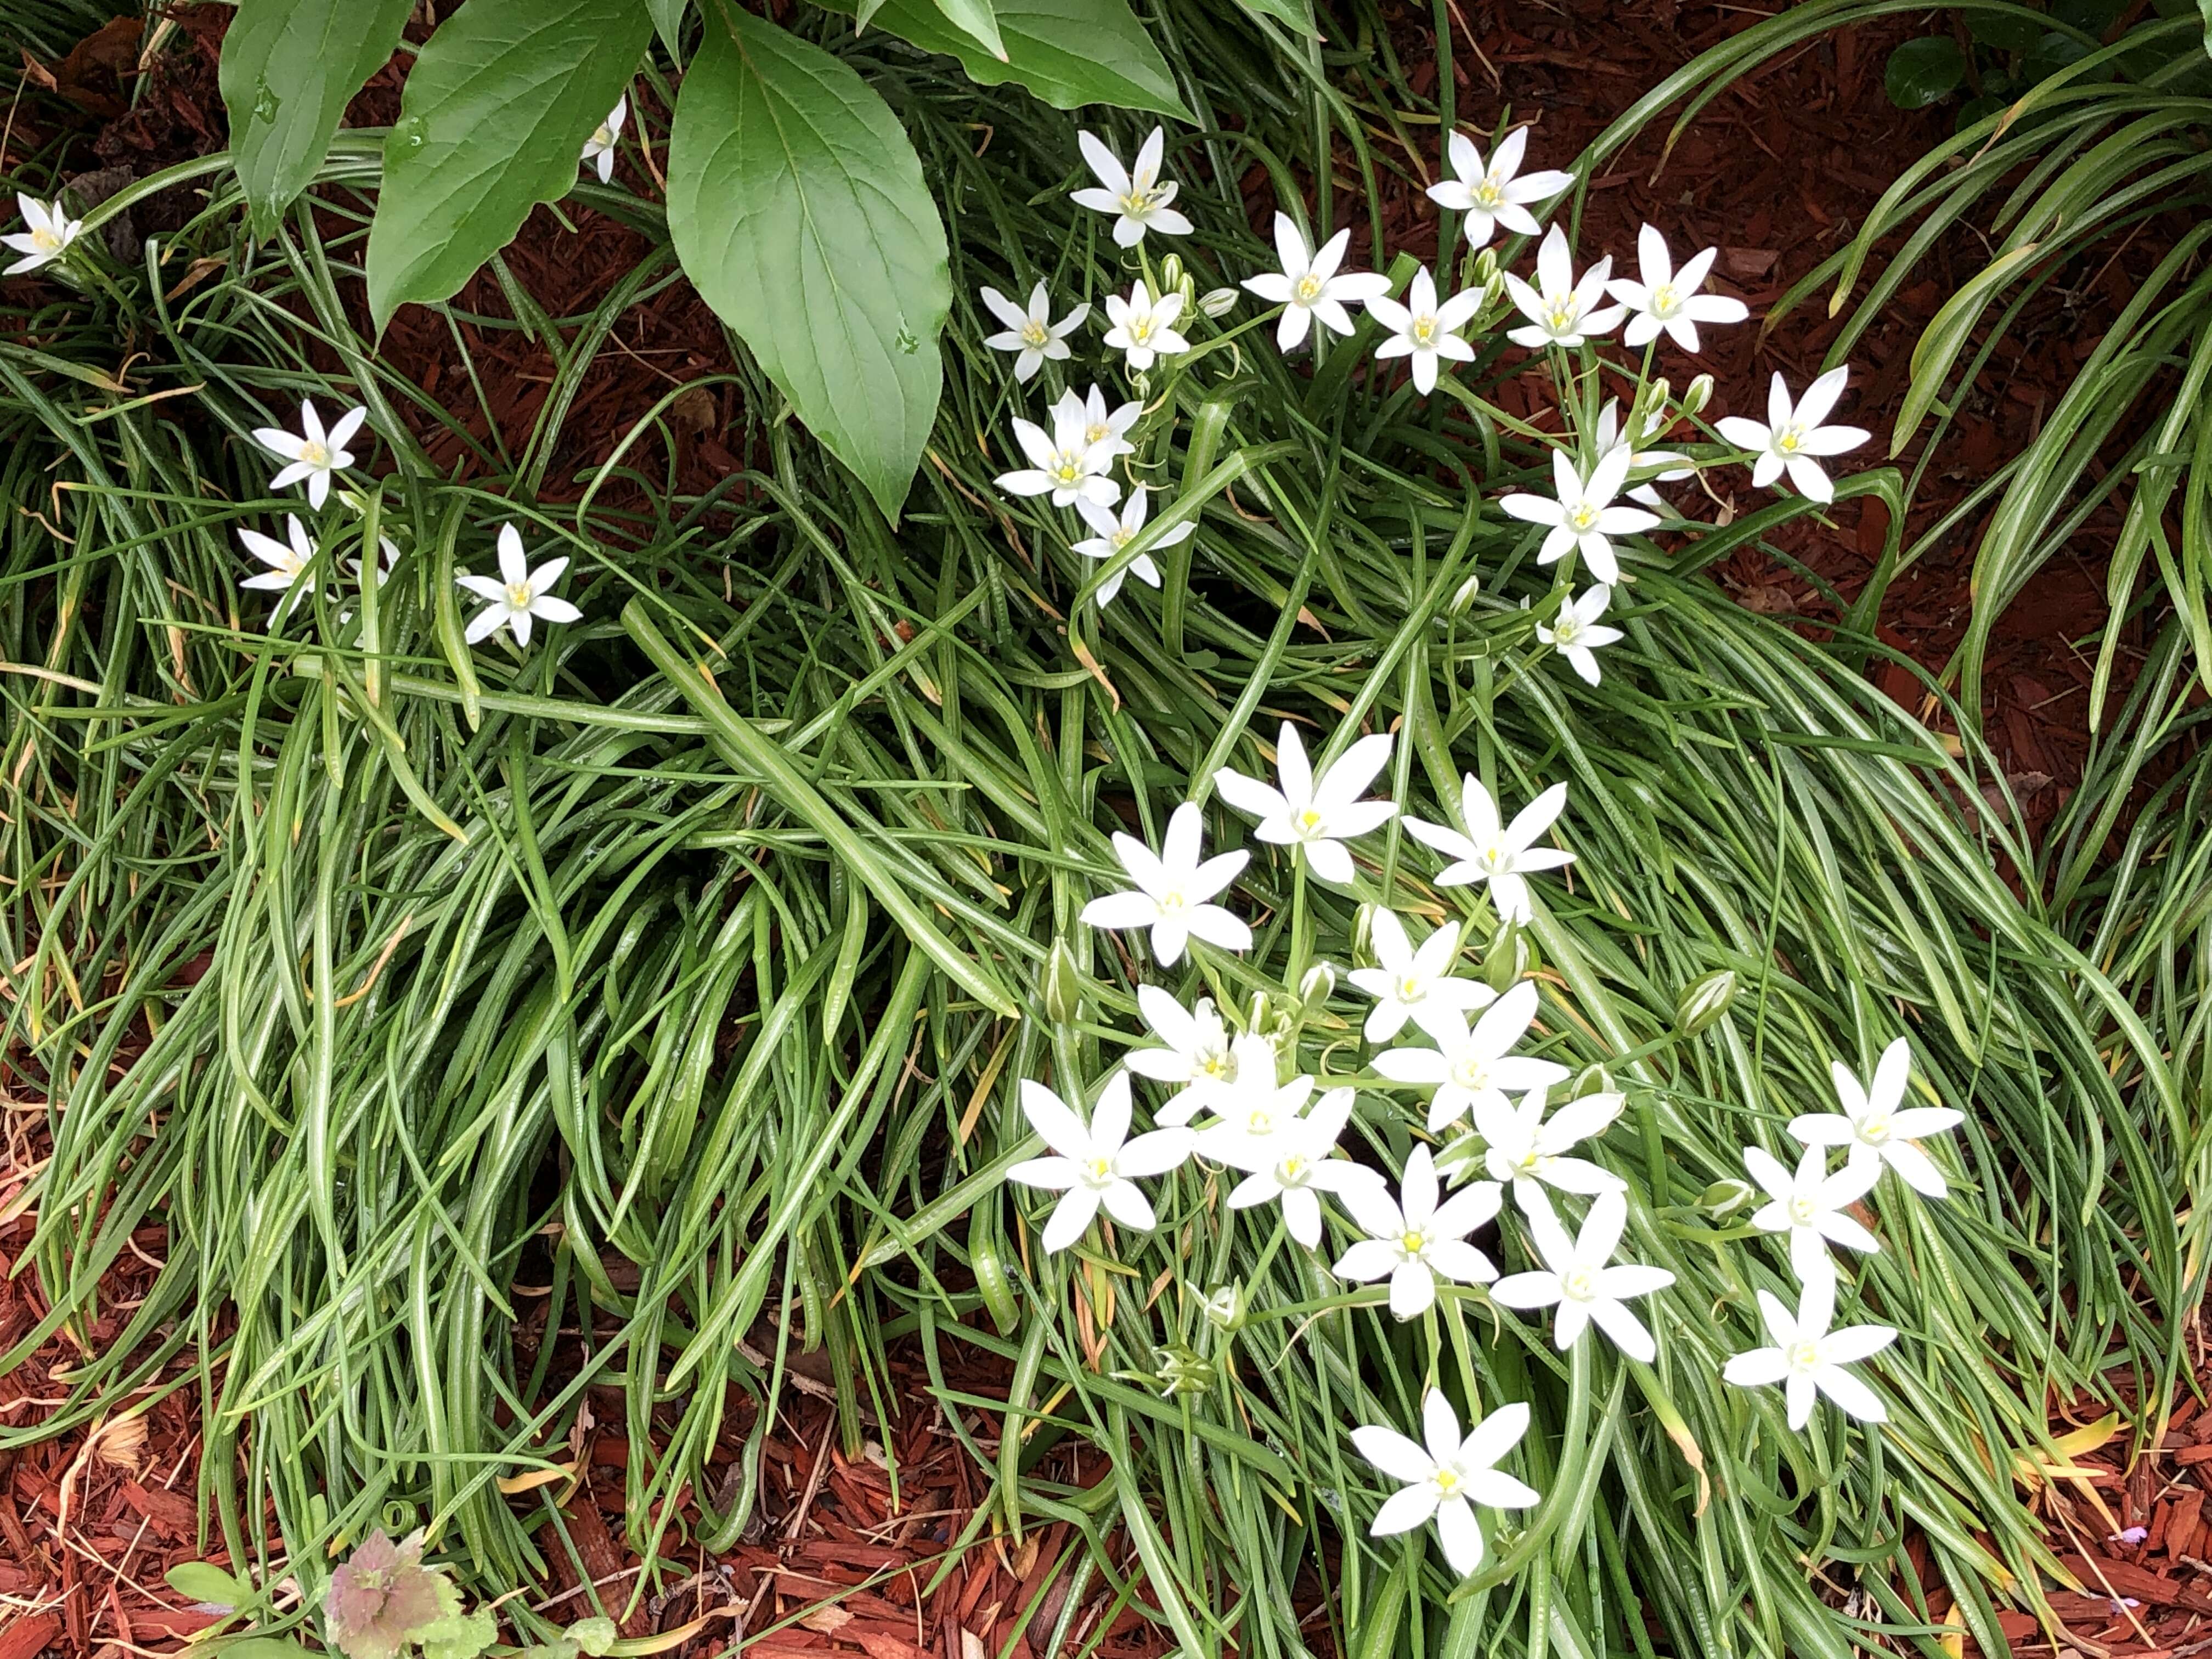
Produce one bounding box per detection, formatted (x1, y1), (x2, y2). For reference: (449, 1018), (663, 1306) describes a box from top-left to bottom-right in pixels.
(1354, 1390), (1540, 1576)
(1080, 801), (1251, 967)
(1723, 1268), (1897, 1430)
(253, 398), (367, 511)
(1072, 486), (1189, 607)
(1536, 585), (1623, 686)
(1125, 988), (1256, 1125)
(1474, 1084), (1625, 1207)
(1006, 1073), (1194, 1253)
(456, 524), (582, 648)
(1240, 213), (1391, 352)
(1070, 127), (1193, 247)
(1346, 909), (1496, 1043)
(1220, 1086), (1379, 1249)
(1102, 280), (1189, 374)
(1334, 1144), (1502, 1319)
(580, 95), (627, 184)
(1787, 1038), (1962, 1198)
(1497, 445), (1657, 585)
(237, 516), (320, 619)
(1604, 224), (1748, 352)
(1595, 397), (1691, 509)
(1502, 225), (1623, 349)
(980, 281), (1088, 383)
(1364, 266), (1480, 396)
(995, 403), (1121, 509)
(1743, 1144), (1881, 1282)
(1715, 367), (1870, 504)
(1212, 721), (1396, 884)
(1196, 1063), (1318, 1169)
(3, 193), (82, 275)
(1057, 385), (1142, 460)
(1425, 127), (1573, 249)
(1372, 980), (1570, 1133)
(1491, 1189), (1674, 1362)
(1402, 775), (1574, 926)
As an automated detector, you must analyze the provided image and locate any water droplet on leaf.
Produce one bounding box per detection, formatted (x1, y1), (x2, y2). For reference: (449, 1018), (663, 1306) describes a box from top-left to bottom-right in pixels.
(396, 116), (428, 151)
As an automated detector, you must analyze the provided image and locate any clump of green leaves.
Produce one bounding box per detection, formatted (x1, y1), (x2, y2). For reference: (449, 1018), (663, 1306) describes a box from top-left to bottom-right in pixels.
(324, 1531), (497, 1659)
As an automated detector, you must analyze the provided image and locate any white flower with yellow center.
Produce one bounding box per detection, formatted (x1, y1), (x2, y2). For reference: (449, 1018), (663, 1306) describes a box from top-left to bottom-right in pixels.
(3, 194), (83, 275)
(1126, 988), (1257, 1126)
(1604, 224), (1748, 353)
(1102, 280), (1189, 374)
(456, 524), (582, 648)
(236, 516), (320, 621)
(1372, 980), (1570, 1133)
(1595, 397), (1692, 510)
(1716, 367), (1871, 504)
(1057, 385), (1142, 460)
(1502, 225), (1624, 349)
(253, 398), (368, 511)
(1213, 720), (1396, 885)
(1497, 445), (1657, 585)
(1346, 908), (1495, 1043)
(1080, 801), (1251, 967)
(1742, 1143), (1881, 1282)
(580, 95), (627, 184)
(1402, 775), (1575, 926)
(980, 281), (1088, 383)
(1334, 1146), (1502, 1319)
(1723, 1268), (1897, 1430)
(1535, 585), (1624, 686)
(995, 403), (1121, 509)
(1006, 1073), (1194, 1253)
(1491, 1189), (1674, 1362)
(1071, 486), (1189, 607)
(1473, 1083), (1625, 1207)
(1240, 212), (1391, 352)
(1354, 1390), (1539, 1576)
(1787, 1037), (1962, 1197)
(1070, 127), (1193, 247)
(1363, 266), (1481, 396)
(1219, 1087), (1378, 1248)
(1424, 126), (1573, 249)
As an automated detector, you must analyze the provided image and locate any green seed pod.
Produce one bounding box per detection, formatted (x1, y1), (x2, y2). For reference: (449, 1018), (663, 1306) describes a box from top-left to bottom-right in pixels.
(1043, 936), (1084, 1025)
(969, 1209), (1020, 1336)
(1675, 968), (1738, 1036)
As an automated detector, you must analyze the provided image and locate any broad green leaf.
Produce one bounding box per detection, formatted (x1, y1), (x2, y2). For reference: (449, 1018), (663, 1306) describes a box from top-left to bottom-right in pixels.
(219, 0), (415, 235)
(365, 0), (651, 331)
(668, 3), (950, 520)
(933, 0), (1008, 59)
(166, 1562), (247, 1607)
(1882, 36), (1966, 108)
(841, 0), (1189, 117)
(2200, 0), (2212, 60)
(1237, 0), (1318, 33)
(649, 0), (690, 59)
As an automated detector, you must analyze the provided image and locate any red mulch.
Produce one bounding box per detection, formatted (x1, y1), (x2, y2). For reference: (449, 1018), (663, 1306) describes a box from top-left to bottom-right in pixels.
(0, 4), (2200, 1657)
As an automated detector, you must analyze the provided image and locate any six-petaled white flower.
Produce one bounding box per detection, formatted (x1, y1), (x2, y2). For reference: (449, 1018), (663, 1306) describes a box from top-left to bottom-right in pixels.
(1743, 1144), (1881, 1283)
(1403, 776), (1575, 926)
(254, 398), (367, 511)
(1497, 445), (1657, 585)
(1788, 1038), (1962, 1198)
(456, 524), (582, 648)
(1072, 486), (1188, 607)
(1081, 801), (1251, 966)
(1071, 128), (1192, 247)
(1425, 127), (1573, 250)
(1214, 722), (1396, 884)
(1503, 225), (1623, 349)
(1197, 1064), (1317, 1167)
(1595, 397), (1692, 509)
(3, 194), (82, 275)
(1536, 585), (1623, 686)
(1242, 213), (1391, 352)
(1058, 384), (1142, 460)
(1492, 1189), (1674, 1362)
(1723, 1268), (1897, 1429)
(237, 516), (320, 618)
(580, 97), (627, 184)
(1365, 266), (1480, 396)
(1373, 980), (1570, 1133)
(1347, 909), (1495, 1043)
(1354, 1391), (1539, 1576)
(1125, 986), (1251, 1126)
(1007, 1073), (1194, 1252)
(1334, 1145), (1502, 1319)
(1474, 1084), (1626, 1207)
(1715, 367), (1870, 504)
(1220, 1087), (1379, 1249)
(996, 404), (1121, 509)
(981, 281), (1088, 383)
(1605, 224), (1748, 353)
(1102, 280), (1190, 373)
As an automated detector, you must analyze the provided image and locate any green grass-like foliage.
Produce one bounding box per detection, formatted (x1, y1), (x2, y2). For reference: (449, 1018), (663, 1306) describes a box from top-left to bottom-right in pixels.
(0, 5), (2203, 1657)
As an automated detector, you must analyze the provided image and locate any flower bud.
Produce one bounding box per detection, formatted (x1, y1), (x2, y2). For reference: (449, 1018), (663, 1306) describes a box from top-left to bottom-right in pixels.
(1674, 968), (1737, 1036)
(1450, 573), (1482, 614)
(1298, 960), (1336, 1005)
(1482, 922), (1529, 992)
(1043, 937), (1085, 1025)
(1153, 1342), (1214, 1397)
(1198, 1282), (1246, 1331)
(1198, 286), (1239, 318)
(1351, 903), (1378, 963)
(1473, 248), (1499, 285)
(1682, 374), (1714, 418)
(1159, 253), (1185, 291)
(1699, 1177), (1756, 1218)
